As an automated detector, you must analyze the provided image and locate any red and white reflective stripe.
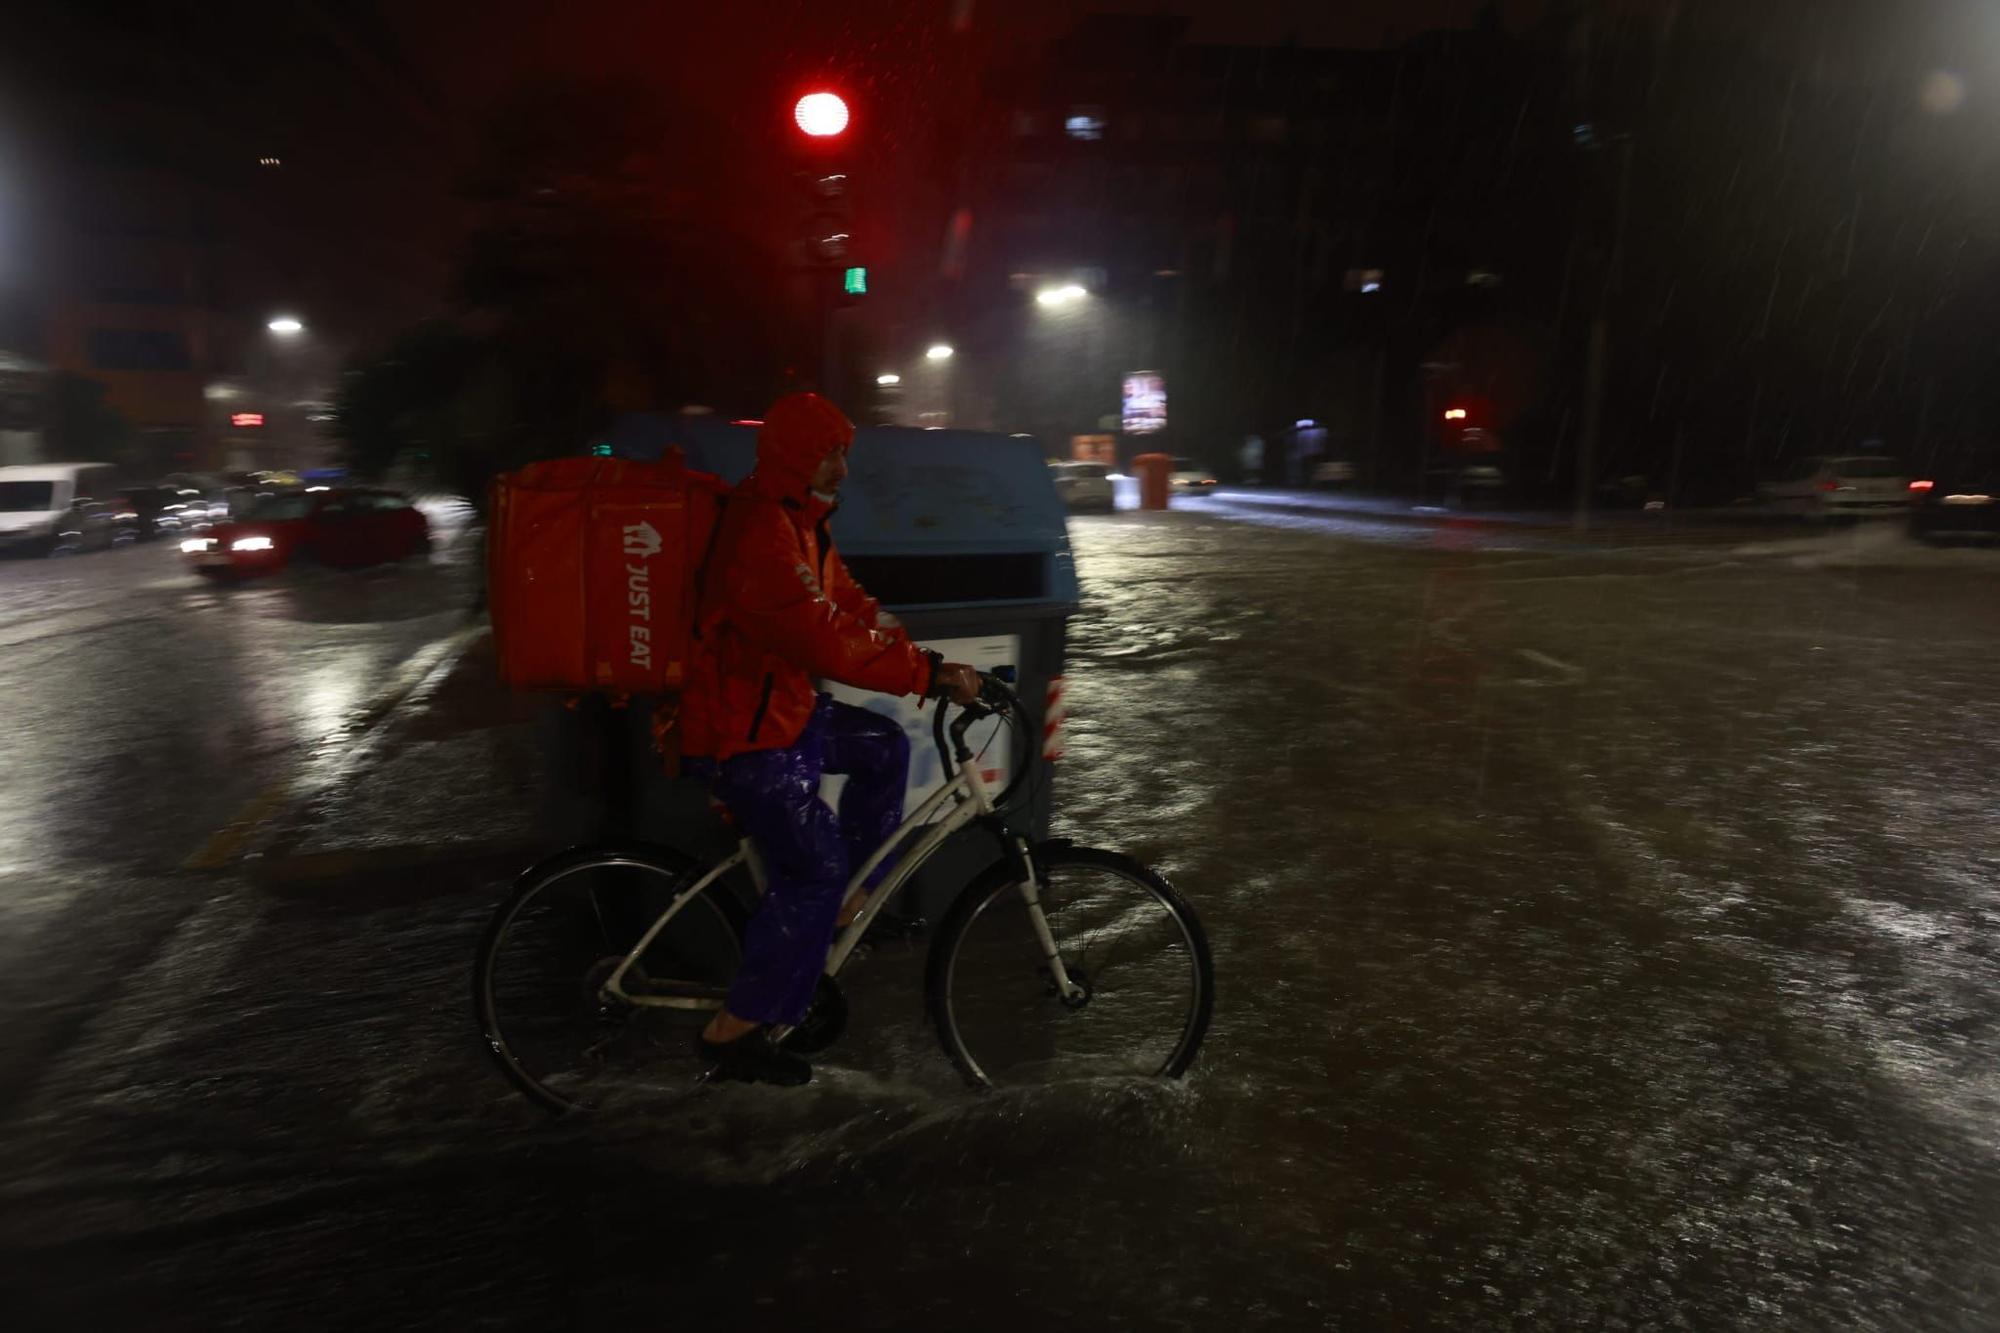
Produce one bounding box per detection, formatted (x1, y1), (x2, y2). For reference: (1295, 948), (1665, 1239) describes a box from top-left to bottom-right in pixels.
(1042, 676), (1067, 760)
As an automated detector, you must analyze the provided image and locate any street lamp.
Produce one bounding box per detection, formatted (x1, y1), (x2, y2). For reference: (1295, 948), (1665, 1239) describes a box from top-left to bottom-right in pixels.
(919, 345), (957, 427)
(267, 316), (304, 336)
(876, 372), (901, 385)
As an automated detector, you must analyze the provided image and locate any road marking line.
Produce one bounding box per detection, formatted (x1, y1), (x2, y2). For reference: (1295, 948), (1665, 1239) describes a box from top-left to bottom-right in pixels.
(1516, 648), (1585, 677)
(181, 779), (297, 871)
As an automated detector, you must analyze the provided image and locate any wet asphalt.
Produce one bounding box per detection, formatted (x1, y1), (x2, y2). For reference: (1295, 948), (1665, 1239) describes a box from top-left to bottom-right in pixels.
(1, 505), (1996, 1330)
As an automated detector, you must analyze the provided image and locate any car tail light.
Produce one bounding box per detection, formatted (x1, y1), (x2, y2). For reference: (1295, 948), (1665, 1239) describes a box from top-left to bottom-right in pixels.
(1816, 479), (1840, 492)
(1909, 479), (1934, 492)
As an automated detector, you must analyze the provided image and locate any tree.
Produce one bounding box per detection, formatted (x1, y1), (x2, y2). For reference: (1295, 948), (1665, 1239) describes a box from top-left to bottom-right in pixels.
(338, 75), (797, 497)
(43, 373), (134, 467)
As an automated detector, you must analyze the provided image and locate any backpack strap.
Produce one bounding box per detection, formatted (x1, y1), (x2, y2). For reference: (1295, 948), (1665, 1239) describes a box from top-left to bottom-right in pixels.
(688, 493), (729, 643)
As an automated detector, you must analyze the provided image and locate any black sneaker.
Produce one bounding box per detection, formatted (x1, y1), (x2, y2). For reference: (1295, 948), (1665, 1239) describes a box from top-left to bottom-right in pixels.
(695, 1027), (812, 1087)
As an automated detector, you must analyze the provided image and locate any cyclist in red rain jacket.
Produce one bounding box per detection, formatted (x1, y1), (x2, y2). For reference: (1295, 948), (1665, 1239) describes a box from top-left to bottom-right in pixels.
(681, 392), (979, 1085)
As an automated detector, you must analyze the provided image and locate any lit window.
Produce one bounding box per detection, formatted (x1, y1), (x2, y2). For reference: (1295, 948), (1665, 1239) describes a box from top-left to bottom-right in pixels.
(1065, 109), (1106, 141)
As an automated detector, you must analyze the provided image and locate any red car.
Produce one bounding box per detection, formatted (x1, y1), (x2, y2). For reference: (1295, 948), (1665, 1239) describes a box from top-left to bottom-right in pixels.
(182, 487), (430, 578)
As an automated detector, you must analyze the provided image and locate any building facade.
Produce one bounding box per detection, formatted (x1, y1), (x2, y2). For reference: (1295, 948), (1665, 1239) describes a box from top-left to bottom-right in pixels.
(933, 11), (1579, 487)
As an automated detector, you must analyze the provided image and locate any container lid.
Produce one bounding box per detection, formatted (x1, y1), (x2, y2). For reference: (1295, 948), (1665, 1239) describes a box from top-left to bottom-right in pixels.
(612, 415), (1080, 611)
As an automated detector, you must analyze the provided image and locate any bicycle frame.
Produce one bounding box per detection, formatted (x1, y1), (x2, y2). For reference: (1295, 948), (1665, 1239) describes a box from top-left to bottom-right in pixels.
(600, 739), (1087, 1018)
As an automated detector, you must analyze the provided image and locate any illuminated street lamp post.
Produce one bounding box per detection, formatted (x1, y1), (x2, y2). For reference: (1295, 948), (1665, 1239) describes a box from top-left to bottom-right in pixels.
(871, 371), (903, 426)
(245, 314), (322, 473)
(922, 344), (956, 427)
(1029, 283), (1106, 447)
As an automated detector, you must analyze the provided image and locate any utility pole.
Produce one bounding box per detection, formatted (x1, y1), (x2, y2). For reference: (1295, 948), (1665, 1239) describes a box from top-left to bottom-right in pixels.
(1575, 131), (1635, 533)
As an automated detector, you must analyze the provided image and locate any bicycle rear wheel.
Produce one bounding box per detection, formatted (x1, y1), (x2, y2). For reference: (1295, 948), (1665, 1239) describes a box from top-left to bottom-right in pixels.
(927, 845), (1213, 1088)
(474, 845), (745, 1114)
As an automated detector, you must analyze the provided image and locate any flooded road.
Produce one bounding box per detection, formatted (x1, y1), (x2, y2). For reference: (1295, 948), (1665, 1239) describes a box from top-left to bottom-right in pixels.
(3, 511), (1997, 1328)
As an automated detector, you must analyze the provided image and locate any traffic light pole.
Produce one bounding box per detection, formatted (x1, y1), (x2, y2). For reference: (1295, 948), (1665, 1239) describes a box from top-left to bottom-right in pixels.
(1575, 133), (1636, 533)
(818, 268), (839, 395)
(789, 91), (856, 400)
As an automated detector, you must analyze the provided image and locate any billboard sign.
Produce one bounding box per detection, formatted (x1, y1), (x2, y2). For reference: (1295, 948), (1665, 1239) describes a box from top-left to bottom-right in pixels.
(1121, 372), (1166, 435)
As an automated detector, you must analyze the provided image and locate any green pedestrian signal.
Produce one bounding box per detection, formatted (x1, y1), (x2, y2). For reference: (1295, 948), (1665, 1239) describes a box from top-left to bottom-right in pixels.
(589, 442), (613, 457)
(842, 266), (867, 296)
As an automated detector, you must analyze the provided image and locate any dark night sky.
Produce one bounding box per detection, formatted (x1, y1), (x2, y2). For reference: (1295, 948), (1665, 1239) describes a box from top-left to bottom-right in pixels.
(5, 1), (1996, 354)
(0, 0), (1562, 348)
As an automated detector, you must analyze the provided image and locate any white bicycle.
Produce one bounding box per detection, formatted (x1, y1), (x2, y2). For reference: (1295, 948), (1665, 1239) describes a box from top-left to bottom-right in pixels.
(474, 671), (1214, 1114)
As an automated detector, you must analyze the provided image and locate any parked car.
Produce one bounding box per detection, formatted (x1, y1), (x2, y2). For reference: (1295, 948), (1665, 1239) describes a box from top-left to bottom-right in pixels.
(181, 487), (430, 579)
(1595, 473), (1668, 510)
(1421, 462), (1507, 508)
(1758, 455), (1911, 519)
(1310, 459), (1357, 489)
(1050, 460), (1116, 512)
(0, 462), (124, 556)
(1908, 467), (2000, 544)
(1169, 457), (1219, 491)
(114, 485), (202, 541)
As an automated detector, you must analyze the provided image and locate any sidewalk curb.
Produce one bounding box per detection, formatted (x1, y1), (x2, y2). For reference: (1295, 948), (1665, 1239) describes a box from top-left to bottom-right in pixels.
(178, 619), (490, 873)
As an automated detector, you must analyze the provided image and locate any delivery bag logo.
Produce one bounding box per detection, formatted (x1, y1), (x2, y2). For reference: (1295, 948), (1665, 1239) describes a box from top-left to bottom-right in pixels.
(622, 522), (662, 669)
(622, 522), (662, 558)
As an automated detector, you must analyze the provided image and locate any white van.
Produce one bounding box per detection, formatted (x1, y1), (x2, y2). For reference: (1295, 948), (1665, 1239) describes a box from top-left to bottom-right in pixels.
(1757, 456), (1912, 519)
(0, 462), (124, 556)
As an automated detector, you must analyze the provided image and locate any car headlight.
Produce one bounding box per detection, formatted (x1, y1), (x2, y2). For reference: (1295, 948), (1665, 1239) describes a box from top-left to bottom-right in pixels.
(181, 537), (216, 554)
(231, 536), (275, 552)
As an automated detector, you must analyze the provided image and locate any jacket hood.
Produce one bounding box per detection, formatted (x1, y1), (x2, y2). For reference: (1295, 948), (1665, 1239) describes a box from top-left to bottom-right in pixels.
(748, 392), (854, 501)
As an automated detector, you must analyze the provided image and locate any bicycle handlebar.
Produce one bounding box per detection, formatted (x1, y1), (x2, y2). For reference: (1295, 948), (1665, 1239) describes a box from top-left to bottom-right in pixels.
(930, 668), (1033, 811)
(945, 670), (1015, 737)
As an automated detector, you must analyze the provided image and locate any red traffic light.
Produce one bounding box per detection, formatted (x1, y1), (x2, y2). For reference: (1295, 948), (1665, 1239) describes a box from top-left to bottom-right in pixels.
(794, 91), (849, 138)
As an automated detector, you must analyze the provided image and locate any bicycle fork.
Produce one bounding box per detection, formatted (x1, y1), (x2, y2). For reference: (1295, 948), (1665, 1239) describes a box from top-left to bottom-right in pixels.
(1010, 841), (1086, 1004)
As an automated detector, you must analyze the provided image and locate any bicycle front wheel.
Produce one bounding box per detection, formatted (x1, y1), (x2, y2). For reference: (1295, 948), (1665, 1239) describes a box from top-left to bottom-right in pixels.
(928, 845), (1213, 1088)
(474, 844), (745, 1115)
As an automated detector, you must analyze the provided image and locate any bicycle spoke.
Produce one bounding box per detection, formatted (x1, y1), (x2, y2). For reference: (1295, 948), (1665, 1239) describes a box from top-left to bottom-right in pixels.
(938, 851), (1209, 1086)
(478, 855), (743, 1113)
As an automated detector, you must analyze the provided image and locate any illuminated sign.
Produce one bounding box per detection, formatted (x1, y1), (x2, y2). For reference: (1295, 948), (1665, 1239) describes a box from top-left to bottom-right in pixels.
(1121, 372), (1166, 435)
(230, 412), (265, 428)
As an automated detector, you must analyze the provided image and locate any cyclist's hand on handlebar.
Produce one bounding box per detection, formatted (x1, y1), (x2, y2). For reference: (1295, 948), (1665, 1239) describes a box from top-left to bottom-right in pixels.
(933, 662), (981, 706)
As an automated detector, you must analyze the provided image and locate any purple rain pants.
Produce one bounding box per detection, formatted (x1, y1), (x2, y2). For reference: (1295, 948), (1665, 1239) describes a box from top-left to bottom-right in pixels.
(698, 695), (909, 1026)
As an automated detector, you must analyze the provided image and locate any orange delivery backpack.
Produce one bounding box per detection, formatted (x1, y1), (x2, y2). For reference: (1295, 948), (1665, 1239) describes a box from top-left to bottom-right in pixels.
(487, 452), (729, 696)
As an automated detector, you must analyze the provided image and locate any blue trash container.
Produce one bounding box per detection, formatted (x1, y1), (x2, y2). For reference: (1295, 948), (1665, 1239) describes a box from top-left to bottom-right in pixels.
(572, 415), (1080, 917)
